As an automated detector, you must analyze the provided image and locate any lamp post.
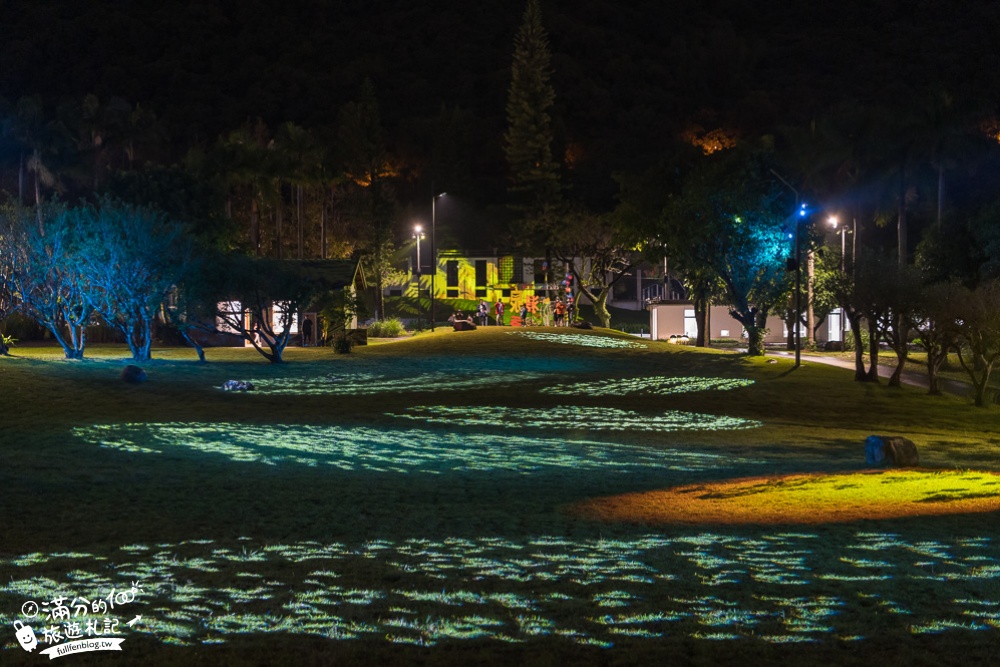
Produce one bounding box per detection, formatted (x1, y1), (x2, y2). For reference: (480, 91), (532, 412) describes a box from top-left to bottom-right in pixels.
(430, 192), (445, 332)
(412, 224), (424, 326)
(771, 169), (803, 367)
(412, 224), (424, 275)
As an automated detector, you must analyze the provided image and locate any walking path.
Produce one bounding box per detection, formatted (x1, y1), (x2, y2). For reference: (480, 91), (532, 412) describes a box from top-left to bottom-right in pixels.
(769, 350), (974, 399)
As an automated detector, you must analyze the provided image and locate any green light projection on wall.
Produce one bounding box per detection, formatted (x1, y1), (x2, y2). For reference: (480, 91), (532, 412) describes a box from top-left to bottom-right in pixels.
(394, 406), (762, 434)
(2, 532), (998, 649)
(72, 423), (760, 473)
(540, 376), (754, 396)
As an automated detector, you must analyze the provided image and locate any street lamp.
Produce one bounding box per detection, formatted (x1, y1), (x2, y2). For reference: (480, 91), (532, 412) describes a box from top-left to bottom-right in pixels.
(430, 192), (445, 332)
(413, 224), (426, 329)
(412, 224), (424, 276)
(771, 169), (804, 367)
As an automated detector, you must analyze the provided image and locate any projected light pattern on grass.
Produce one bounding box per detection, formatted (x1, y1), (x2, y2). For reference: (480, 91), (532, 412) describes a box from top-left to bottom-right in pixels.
(73, 423), (760, 473)
(2, 532), (998, 650)
(540, 376), (754, 397)
(508, 331), (646, 349)
(222, 355), (596, 396)
(249, 371), (549, 396)
(395, 406), (762, 433)
(573, 470), (1000, 525)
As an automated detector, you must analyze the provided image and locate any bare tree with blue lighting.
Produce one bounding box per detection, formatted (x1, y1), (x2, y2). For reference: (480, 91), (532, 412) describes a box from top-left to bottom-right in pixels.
(74, 199), (192, 362)
(0, 203), (93, 359)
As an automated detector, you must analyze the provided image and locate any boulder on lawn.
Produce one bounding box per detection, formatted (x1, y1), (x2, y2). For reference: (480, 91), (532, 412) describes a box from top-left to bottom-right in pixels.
(884, 436), (919, 467)
(121, 365), (147, 384)
(865, 435), (919, 467)
(453, 320), (477, 331)
(222, 380), (255, 391)
(824, 341), (844, 352)
(570, 320), (593, 330)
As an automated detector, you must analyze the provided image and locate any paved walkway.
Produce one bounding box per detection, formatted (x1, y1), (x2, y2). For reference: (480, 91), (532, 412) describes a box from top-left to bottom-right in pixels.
(769, 350), (974, 399)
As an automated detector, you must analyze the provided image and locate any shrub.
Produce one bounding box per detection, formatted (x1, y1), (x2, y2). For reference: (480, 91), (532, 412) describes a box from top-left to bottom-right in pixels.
(368, 318), (406, 338)
(844, 327), (869, 352)
(332, 333), (354, 354)
(619, 323), (647, 334)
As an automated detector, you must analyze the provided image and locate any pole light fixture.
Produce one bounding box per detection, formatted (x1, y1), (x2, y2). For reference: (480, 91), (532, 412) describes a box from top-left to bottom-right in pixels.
(770, 169), (802, 368)
(412, 224), (424, 276)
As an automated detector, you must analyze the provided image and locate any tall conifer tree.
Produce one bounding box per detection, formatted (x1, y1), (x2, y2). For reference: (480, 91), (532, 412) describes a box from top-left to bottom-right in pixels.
(504, 0), (560, 220)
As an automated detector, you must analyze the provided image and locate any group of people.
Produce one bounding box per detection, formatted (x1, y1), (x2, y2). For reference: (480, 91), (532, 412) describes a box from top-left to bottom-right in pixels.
(551, 297), (575, 327)
(467, 297), (575, 327)
(475, 299), (506, 326)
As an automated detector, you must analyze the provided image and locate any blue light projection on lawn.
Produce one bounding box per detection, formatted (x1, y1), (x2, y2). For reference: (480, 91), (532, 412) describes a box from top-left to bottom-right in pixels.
(230, 355), (594, 395)
(540, 376), (754, 396)
(2, 532), (997, 649)
(72, 423), (759, 473)
(249, 371), (550, 395)
(393, 406), (762, 433)
(507, 331), (646, 349)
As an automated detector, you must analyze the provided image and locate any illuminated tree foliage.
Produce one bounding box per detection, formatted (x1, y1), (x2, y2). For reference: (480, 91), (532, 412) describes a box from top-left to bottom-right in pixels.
(951, 279), (1000, 407)
(550, 206), (639, 329)
(0, 203), (93, 359)
(75, 199), (192, 363)
(661, 146), (790, 355)
(906, 281), (960, 396)
(209, 256), (324, 364)
(0, 225), (17, 355)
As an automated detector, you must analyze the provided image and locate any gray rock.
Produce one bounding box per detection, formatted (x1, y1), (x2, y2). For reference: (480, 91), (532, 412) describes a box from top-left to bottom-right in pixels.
(865, 435), (919, 467)
(121, 365), (147, 384)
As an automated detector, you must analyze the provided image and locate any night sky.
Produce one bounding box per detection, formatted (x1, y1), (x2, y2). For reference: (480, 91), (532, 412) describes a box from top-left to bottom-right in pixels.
(4, 0), (1000, 236)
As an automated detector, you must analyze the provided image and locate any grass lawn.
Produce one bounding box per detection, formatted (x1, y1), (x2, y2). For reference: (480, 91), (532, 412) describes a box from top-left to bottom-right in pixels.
(1, 328), (998, 666)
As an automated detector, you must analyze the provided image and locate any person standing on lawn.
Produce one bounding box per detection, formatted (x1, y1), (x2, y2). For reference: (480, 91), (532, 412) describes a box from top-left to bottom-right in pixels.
(554, 298), (566, 326)
(494, 299), (505, 326)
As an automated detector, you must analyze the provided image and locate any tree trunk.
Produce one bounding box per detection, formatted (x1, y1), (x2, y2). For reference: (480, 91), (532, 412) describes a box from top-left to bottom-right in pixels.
(865, 319), (880, 383)
(125, 317), (153, 363)
(745, 319), (766, 356)
(693, 288), (710, 348)
(849, 315), (865, 381)
(926, 346), (944, 395)
(590, 289), (611, 329)
(887, 314), (908, 388)
(888, 352), (906, 387)
(181, 329), (207, 363)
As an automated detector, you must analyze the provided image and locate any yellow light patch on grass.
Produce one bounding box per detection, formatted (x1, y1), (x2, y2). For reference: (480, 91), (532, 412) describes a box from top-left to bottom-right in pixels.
(571, 470), (1000, 525)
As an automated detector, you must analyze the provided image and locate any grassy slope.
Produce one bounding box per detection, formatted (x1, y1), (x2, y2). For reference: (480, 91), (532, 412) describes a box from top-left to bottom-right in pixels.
(1, 330), (997, 666)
